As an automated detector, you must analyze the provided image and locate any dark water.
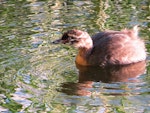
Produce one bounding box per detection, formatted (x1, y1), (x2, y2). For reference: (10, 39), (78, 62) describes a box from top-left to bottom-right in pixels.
(0, 0), (150, 112)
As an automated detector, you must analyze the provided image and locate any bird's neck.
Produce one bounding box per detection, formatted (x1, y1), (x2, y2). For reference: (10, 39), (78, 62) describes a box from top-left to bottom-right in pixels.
(75, 46), (93, 66)
(75, 32), (93, 66)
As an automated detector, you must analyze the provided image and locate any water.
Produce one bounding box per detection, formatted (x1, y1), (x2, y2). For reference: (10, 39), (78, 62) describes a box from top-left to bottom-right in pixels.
(0, 0), (149, 112)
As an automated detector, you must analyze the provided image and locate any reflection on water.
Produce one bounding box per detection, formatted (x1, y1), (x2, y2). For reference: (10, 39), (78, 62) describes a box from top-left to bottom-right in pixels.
(59, 61), (146, 96)
(77, 61), (146, 83)
(0, 0), (150, 112)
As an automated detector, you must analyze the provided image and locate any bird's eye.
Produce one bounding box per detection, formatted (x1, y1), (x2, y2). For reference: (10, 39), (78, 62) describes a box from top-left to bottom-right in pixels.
(68, 37), (79, 44)
(69, 37), (76, 41)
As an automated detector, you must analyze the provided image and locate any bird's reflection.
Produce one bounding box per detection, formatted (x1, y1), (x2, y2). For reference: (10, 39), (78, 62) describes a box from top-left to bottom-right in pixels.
(59, 61), (146, 96)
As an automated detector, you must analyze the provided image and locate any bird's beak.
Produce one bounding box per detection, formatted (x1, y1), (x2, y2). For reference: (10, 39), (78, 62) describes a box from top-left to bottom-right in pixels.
(52, 39), (63, 44)
(52, 39), (69, 44)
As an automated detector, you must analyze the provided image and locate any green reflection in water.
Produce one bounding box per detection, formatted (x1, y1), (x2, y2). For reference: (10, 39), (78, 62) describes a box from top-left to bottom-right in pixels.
(0, 0), (149, 112)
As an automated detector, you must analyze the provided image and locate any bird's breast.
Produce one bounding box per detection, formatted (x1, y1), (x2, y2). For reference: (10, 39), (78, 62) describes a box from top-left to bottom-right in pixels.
(75, 53), (89, 66)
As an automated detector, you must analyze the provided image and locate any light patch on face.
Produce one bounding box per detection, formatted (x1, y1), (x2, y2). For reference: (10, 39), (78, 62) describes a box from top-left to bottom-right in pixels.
(62, 30), (93, 49)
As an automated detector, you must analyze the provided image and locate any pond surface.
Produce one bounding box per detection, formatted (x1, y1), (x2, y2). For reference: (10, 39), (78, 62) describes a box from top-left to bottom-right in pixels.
(0, 0), (150, 112)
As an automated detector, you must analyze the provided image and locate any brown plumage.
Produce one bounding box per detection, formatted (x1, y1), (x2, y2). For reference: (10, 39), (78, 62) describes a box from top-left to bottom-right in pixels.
(53, 26), (146, 66)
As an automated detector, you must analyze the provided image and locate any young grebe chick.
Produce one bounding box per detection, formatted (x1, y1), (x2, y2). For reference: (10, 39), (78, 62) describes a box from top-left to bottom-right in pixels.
(53, 26), (146, 66)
